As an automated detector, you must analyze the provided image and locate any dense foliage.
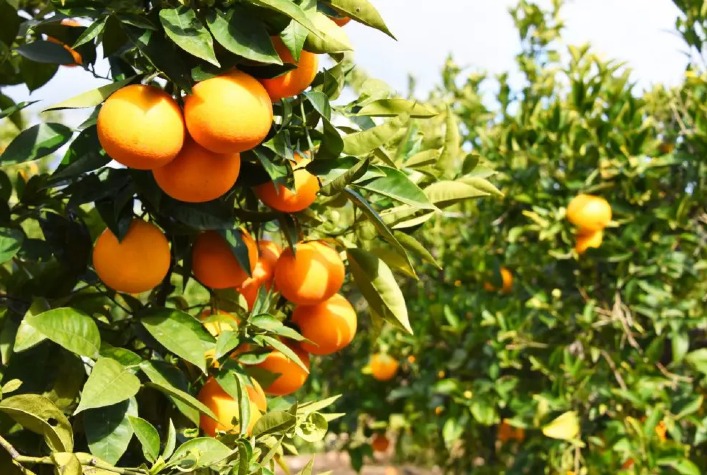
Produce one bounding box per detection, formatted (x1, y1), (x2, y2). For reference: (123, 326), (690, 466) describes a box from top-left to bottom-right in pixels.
(311, 1), (707, 473)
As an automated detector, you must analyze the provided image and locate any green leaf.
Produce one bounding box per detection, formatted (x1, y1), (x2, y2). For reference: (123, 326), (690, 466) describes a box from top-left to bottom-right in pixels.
(74, 358), (141, 414)
(356, 99), (436, 118)
(296, 412), (328, 442)
(304, 11), (353, 53)
(542, 411), (580, 440)
(141, 308), (214, 373)
(0, 123), (73, 165)
(346, 248), (412, 333)
(205, 9), (281, 64)
(686, 349), (707, 375)
(251, 410), (296, 437)
(16, 40), (75, 64)
(162, 419), (177, 459)
(249, 0), (317, 33)
(456, 176), (503, 197)
(0, 394), (73, 452)
(72, 17), (107, 48)
(325, 0), (395, 38)
(169, 438), (231, 468)
(357, 166), (435, 209)
(310, 156), (369, 196)
(139, 361), (205, 425)
(159, 7), (219, 66)
(44, 76), (136, 111)
(436, 107), (460, 179)
(343, 114), (408, 156)
(25, 308), (100, 358)
(393, 231), (441, 269)
(84, 399), (137, 465)
(260, 335), (309, 373)
(0, 227), (23, 264)
(657, 457), (701, 475)
(424, 180), (490, 208)
(142, 380), (217, 421)
(128, 416), (160, 463)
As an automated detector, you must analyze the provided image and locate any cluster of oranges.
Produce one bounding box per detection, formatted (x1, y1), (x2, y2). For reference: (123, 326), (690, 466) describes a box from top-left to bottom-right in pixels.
(566, 194), (612, 254)
(88, 26), (362, 437)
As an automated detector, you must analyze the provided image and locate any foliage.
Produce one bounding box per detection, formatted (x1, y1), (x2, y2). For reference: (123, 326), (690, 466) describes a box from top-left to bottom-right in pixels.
(0, 0), (494, 474)
(310, 1), (707, 473)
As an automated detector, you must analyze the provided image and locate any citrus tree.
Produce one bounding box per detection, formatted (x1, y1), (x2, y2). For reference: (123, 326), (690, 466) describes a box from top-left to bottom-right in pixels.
(309, 1), (707, 473)
(0, 1), (497, 474)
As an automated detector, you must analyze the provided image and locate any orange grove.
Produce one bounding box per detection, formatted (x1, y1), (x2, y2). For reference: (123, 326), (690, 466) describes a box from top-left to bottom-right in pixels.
(92, 219), (171, 294)
(184, 70), (273, 154)
(274, 241), (345, 305)
(192, 230), (258, 289)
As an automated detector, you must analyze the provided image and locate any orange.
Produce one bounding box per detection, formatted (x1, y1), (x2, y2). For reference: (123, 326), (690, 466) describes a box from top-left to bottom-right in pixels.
(274, 241), (345, 305)
(575, 229), (603, 254)
(371, 434), (390, 453)
(184, 70), (273, 154)
(237, 240), (282, 310)
(484, 267), (513, 294)
(97, 84), (185, 170)
(152, 137), (241, 203)
(566, 194), (612, 232)
(46, 19), (82, 67)
(260, 38), (319, 102)
(247, 378), (268, 413)
(331, 16), (351, 27)
(370, 353), (399, 381)
(92, 219), (171, 294)
(655, 420), (667, 442)
(192, 230), (258, 289)
(253, 344), (310, 396)
(197, 377), (262, 436)
(254, 153), (320, 213)
(291, 293), (357, 355)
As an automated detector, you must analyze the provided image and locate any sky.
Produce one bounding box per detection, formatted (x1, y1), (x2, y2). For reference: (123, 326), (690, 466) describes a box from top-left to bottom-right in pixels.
(3, 0), (689, 122)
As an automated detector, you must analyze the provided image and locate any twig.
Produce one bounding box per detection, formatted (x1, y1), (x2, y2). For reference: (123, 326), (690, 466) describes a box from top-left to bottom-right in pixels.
(600, 349), (627, 391)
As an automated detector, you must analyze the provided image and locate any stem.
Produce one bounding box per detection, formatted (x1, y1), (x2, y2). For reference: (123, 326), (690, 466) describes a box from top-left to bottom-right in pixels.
(0, 435), (20, 460)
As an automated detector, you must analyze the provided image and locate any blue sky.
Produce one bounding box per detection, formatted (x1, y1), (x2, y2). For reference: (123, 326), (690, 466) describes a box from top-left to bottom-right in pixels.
(4, 0), (688, 118)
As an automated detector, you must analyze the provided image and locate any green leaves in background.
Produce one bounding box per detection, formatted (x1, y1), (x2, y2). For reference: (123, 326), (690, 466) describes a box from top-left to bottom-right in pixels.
(24, 308), (100, 358)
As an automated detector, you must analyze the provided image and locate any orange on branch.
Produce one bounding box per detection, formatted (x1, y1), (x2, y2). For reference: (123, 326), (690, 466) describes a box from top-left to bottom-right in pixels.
(184, 70), (272, 154)
(97, 84), (185, 170)
(192, 230), (258, 289)
(371, 434), (390, 453)
(254, 153), (320, 213)
(153, 138), (240, 203)
(237, 240), (282, 309)
(370, 353), (399, 381)
(92, 219), (171, 294)
(197, 377), (262, 436)
(575, 229), (603, 254)
(291, 294), (357, 355)
(274, 241), (345, 305)
(566, 194), (612, 232)
(260, 38), (319, 102)
(253, 344), (310, 396)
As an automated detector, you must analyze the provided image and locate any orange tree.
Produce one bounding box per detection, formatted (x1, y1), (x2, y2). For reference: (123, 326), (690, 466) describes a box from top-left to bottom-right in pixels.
(0, 1), (496, 474)
(308, 1), (707, 473)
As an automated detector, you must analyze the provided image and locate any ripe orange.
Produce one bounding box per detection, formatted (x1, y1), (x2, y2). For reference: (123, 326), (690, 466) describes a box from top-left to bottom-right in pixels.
(498, 420), (525, 443)
(197, 377), (262, 436)
(484, 266), (513, 294)
(97, 84), (185, 170)
(274, 241), (345, 305)
(247, 378), (268, 413)
(291, 293), (357, 355)
(254, 153), (320, 213)
(152, 137), (240, 203)
(331, 16), (351, 27)
(566, 194), (612, 232)
(184, 70), (273, 154)
(254, 344), (310, 396)
(575, 229), (603, 254)
(237, 240), (282, 310)
(46, 19), (82, 67)
(370, 353), (399, 381)
(92, 219), (171, 294)
(371, 434), (390, 452)
(655, 420), (667, 442)
(260, 38), (319, 102)
(192, 230), (258, 289)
